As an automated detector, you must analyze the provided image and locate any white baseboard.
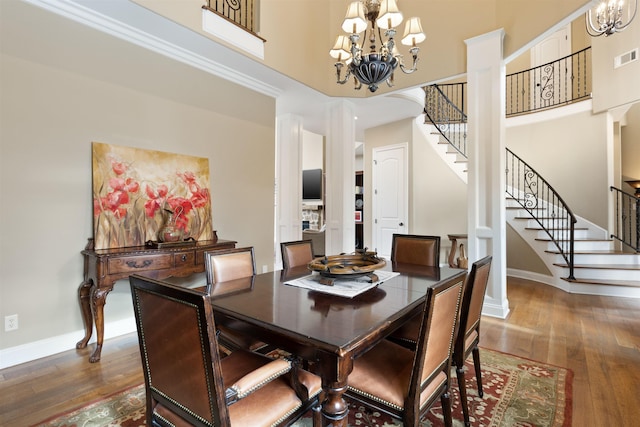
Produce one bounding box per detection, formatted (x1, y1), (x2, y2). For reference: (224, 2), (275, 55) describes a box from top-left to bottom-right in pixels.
(0, 317), (136, 370)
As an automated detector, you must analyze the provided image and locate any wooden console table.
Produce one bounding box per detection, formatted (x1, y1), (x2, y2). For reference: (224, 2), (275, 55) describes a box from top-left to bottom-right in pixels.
(76, 237), (236, 362)
(447, 233), (468, 268)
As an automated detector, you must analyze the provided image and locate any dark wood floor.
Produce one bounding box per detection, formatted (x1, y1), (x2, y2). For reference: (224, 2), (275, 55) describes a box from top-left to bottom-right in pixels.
(1, 277), (639, 426)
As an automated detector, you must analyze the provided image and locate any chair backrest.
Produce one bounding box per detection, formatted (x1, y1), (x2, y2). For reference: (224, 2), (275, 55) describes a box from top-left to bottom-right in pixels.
(130, 275), (229, 427)
(407, 272), (465, 410)
(390, 234), (441, 267)
(457, 255), (492, 347)
(205, 247), (256, 284)
(281, 240), (315, 269)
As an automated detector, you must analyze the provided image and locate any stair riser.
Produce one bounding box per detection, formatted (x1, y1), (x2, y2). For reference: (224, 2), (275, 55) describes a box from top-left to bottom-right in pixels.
(533, 229), (592, 240)
(543, 241), (614, 251)
(571, 254), (640, 265)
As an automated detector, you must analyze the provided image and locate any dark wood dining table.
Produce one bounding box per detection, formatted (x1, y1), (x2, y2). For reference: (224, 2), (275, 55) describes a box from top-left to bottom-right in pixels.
(164, 263), (467, 427)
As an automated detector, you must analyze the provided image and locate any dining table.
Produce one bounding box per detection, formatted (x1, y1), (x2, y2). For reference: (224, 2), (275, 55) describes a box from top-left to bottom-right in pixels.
(163, 262), (467, 427)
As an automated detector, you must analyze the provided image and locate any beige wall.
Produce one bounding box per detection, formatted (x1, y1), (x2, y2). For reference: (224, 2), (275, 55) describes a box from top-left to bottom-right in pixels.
(362, 118), (467, 260)
(592, 17), (640, 112)
(135, 0), (591, 96)
(622, 103), (640, 193)
(0, 53), (276, 351)
(506, 108), (610, 228)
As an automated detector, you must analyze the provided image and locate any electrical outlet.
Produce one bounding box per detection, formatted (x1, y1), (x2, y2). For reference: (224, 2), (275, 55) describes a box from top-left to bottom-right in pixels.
(5, 314), (18, 331)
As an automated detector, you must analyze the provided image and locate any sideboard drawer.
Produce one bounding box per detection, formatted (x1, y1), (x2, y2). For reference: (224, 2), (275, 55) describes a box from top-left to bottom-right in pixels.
(108, 254), (173, 274)
(174, 251), (195, 267)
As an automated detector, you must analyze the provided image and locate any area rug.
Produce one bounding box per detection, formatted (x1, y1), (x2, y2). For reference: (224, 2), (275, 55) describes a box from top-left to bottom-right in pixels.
(32, 348), (572, 427)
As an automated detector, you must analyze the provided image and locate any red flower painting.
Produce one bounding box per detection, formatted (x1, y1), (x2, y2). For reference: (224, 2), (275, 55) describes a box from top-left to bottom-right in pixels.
(92, 142), (213, 249)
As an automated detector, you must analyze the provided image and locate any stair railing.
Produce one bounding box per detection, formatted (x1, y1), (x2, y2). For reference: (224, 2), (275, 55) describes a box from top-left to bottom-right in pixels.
(423, 83), (467, 157)
(506, 148), (577, 279)
(610, 186), (640, 252)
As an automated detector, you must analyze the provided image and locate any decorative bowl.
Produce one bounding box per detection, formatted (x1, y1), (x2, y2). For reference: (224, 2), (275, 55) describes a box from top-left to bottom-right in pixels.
(307, 251), (386, 279)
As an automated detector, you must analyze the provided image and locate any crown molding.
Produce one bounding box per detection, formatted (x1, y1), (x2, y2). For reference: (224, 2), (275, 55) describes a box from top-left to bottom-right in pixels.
(22, 0), (282, 98)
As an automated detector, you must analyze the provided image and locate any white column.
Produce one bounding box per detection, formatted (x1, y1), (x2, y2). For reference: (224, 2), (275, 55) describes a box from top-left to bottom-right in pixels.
(275, 113), (303, 268)
(325, 100), (356, 255)
(465, 29), (509, 318)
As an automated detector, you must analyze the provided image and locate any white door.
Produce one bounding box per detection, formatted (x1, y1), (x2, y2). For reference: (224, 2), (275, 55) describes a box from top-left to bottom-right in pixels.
(372, 143), (408, 259)
(530, 25), (571, 109)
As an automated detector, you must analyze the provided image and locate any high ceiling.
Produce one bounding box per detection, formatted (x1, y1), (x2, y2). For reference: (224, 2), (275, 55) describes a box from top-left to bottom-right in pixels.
(1, 0), (592, 139)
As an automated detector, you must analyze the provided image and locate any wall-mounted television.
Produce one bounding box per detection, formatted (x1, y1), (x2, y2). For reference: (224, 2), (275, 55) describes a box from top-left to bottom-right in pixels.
(302, 169), (323, 201)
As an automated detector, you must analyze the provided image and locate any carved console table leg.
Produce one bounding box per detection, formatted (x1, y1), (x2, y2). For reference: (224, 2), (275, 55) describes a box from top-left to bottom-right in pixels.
(75, 278), (94, 349)
(88, 285), (113, 363)
(447, 234), (468, 268)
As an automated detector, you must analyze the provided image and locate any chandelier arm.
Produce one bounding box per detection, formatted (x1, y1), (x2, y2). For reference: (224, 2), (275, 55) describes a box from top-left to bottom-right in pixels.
(616, 2), (638, 31)
(399, 48), (420, 74)
(335, 63), (352, 85)
(353, 77), (362, 90)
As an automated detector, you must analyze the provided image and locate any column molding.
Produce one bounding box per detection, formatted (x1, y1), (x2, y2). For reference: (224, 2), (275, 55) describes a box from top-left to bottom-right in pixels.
(325, 100), (356, 255)
(465, 29), (510, 318)
(275, 113), (303, 268)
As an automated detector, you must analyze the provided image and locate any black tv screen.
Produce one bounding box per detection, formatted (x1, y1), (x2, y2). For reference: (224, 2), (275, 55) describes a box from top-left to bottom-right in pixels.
(302, 169), (323, 200)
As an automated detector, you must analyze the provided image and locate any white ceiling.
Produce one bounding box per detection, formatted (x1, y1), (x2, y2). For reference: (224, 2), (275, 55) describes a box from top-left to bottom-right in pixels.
(1, 0), (425, 140)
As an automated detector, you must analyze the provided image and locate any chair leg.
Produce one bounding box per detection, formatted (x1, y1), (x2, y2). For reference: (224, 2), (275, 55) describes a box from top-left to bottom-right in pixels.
(456, 364), (471, 427)
(441, 389), (453, 427)
(472, 346), (483, 398)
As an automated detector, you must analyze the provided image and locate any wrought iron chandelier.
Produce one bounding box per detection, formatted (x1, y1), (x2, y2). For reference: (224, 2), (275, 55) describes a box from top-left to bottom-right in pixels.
(330, 0), (425, 92)
(586, 0), (638, 36)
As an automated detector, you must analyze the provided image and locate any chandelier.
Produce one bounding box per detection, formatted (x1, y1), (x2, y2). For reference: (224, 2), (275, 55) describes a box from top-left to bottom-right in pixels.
(330, 0), (425, 92)
(586, 0), (638, 36)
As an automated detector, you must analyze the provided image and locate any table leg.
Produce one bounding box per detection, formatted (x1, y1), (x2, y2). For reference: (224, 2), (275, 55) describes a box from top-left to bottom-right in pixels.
(448, 237), (459, 268)
(88, 285), (112, 363)
(75, 278), (94, 350)
(317, 353), (352, 427)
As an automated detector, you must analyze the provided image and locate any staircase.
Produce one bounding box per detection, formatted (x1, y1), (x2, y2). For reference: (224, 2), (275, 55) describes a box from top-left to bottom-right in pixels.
(419, 117), (640, 298)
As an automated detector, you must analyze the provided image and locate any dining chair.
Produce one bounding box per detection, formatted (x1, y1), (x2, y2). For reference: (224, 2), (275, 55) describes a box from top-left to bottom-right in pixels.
(281, 239), (315, 269)
(204, 247), (266, 352)
(454, 255), (493, 427)
(388, 233), (441, 347)
(129, 274), (322, 427)
(344, 272), (466, 427)
(390, 233), (441, 267)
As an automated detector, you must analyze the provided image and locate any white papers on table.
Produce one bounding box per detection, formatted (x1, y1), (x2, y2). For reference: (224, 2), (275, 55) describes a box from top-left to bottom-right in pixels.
(284, 270), (399, 298)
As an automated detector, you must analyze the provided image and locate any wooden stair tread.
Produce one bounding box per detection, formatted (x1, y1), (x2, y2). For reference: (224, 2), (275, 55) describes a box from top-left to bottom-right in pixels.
(545, 249), (635, 254)
(525, 227), (588, 231)
(536, 238), (612, 242)
(553, 263), (640, 270)
(561, 277), (640, 287)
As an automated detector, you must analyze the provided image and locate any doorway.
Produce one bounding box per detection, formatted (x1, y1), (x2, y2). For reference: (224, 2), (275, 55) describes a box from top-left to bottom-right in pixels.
(372, 143), (408, 259)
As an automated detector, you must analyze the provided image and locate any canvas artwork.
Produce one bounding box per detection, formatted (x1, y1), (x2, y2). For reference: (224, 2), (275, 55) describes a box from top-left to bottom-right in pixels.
(92, 142), (214, 250)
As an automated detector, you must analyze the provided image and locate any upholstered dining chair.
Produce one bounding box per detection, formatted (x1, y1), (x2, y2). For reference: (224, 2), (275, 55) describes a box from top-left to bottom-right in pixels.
(281, 239), (315, 269)
(388, 234), (441, 346)
(344, 272), (466, 427)
(454, 255), (493, 427)
(130, 275), (322, 427)
(204, 247), (266, 352)
(390, 233), (441, 267)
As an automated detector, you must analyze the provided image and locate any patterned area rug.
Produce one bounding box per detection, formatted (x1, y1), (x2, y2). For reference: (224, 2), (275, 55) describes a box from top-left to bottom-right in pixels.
(32, 348), (572, 427)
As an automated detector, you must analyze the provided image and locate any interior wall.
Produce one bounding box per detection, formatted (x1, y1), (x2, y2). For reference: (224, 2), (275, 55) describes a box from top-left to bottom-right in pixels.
(622, 103), (640, 188)
(506, 107), (610, 228)
(0, 53), (276, 352)
(363, 118), (467, 261)
(592, 17), (640, 112)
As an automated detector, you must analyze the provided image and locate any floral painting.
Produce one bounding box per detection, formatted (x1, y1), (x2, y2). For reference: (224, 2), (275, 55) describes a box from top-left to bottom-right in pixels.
(92, 142), (213, 249)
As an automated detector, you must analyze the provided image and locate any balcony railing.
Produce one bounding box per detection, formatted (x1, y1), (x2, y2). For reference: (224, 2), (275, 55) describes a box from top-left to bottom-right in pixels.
(610, 186), (640, 252)
(203, 0), (256, 34)
(506, 47), (592, 117)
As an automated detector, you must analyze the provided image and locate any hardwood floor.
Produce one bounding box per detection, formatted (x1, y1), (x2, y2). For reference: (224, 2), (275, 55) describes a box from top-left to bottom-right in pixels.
(1, 276), (639, 426)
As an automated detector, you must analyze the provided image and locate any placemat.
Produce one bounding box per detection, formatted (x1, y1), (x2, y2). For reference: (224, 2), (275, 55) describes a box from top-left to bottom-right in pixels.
(284, 270), (399, 298)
